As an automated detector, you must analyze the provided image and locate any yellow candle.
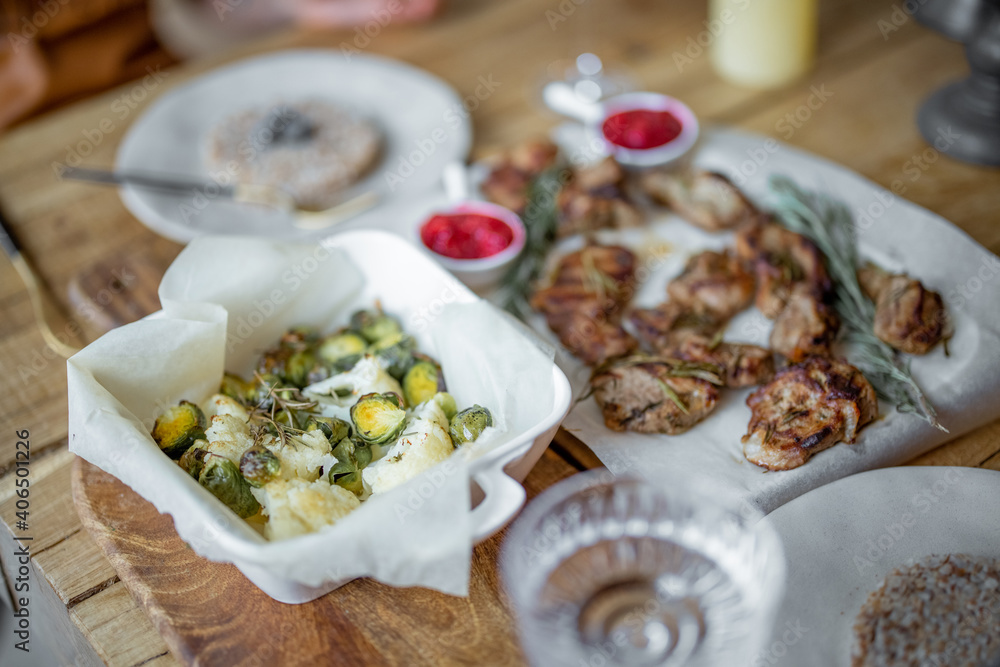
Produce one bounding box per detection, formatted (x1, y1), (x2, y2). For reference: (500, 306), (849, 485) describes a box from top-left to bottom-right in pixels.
(709, 0), (818, 89)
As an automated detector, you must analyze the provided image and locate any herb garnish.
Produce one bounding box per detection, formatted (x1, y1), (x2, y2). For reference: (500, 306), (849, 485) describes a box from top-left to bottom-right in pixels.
(495, 168), (565, 316)
(768, 176), (945, 431)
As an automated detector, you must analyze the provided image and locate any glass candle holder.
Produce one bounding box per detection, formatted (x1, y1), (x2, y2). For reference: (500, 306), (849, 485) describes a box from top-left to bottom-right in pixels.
(709, 0), (819, 89)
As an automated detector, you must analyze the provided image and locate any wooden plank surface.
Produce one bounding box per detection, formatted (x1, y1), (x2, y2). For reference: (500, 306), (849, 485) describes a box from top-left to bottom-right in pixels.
(72, 448), (578, 667)
(0, 0), (998, 663)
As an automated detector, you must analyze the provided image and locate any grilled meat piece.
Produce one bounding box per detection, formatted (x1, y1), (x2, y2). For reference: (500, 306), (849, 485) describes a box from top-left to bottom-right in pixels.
(735, 218), (832, 318)
(640, 168), (758, 232)
(667, 250), (756, 321)
(858, 264), (946, 355)
(857, 263), (891, 301)
(629, 302), (725, 352)
(770, 284), (840, 361)
(675, 337), (775, 388)
(509, 139), (560, 174)
(531, 245), (638, 366)
(549, 243), (637, 290)
(481, 139), (559, 213)
(557, 157), (643, 237)
(530, 286), (638, 365)
(591, 357), (720, 434)
(553, 313), (638, 365)
(742, 356), (878, 471)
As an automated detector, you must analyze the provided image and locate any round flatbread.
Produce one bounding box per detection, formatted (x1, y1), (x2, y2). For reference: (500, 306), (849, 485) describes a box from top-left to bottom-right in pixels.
(205, 100), (380, 209)
(852, 554), (1000, 667)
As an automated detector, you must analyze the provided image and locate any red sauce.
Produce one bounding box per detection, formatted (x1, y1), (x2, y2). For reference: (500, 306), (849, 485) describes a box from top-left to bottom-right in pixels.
(602, 109), (683, 150)
(420, 213), (514, 260)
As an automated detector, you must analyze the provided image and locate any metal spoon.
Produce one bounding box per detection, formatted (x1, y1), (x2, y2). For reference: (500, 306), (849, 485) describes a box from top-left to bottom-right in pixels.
(60, 167), (379, 231)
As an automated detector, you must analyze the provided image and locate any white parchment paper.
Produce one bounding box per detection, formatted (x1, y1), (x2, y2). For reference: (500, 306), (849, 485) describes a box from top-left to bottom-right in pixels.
(544, 127), (1000, 515)
(67, 231), (555, 597)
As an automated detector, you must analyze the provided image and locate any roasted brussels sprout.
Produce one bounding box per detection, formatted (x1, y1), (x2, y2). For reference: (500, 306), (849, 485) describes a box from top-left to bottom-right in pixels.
(152, 401), (207, 459)
(179, 446), (210, 479)
(257, 345), (293, 379)
(350, 309), (402, 343)
(402, 357), (445, 407)
(280, 326), (319, 346)
(219, 373), (255, 404)
(251, 373), (283, 410)
(328, 438), (373, 496)
(449, 405), (493, 445)
(257, 341), (325, 388)
(285, 349), (321, 387)
(239, 444), (282, 488)
(318, 331), (368, 366)
(273, 408), (310, 431)
(351, 392), (407, 444)
(432, 392), (458, 420)
(370, 334), (416, 380)
(305, 416), (352, 444)
(329, 353), (364, 374)
(199, 455), (261, 518)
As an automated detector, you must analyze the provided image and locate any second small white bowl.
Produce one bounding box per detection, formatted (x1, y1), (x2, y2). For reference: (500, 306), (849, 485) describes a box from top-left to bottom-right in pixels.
(417, 200), (526, 290)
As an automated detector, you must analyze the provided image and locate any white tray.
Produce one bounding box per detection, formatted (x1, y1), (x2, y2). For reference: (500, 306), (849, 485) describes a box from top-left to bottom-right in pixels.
(68, 230), (571, 603)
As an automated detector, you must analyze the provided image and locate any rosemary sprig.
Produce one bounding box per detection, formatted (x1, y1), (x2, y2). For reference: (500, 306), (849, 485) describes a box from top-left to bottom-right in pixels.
(592, 355), (725, 387)
(653, 377), (689, 415)
(768, 176), (946, 431)
(249, 372), (319, 446)
(495, 167), (565, 317)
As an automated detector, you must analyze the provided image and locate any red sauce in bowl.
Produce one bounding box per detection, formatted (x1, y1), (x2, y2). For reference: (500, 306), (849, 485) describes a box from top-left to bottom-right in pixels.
(420, 213), (515, 260)
(602, 109), (683, 150)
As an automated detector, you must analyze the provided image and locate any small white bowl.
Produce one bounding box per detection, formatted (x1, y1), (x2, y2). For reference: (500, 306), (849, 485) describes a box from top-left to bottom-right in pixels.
(593, 92), (700, 168)
(417, 200), (526, 290)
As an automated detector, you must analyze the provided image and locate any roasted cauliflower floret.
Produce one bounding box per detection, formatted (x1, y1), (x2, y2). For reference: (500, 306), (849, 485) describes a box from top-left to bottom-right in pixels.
(362, 416), (454, 495)
(255, 478), (360, 541)
(204, 413), (255, 466)
(263, 428), (331, 482)
(204, 393), (250, 421)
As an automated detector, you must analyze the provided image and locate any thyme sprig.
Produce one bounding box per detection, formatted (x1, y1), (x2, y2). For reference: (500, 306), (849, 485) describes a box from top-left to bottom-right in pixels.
(249, 372), (320, 447)
(495, 167), (565, 317)
(768, 176), (946, 431)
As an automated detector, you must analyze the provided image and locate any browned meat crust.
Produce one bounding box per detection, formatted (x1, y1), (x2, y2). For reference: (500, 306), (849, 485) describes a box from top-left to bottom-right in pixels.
(857, 264), (891, 301)
(628, 302), (725, 353)
(481, 139), (559, 213)
(640, 168), (758, 232)
(675, 337), (775, 388)
(667, 250), (756, 321)
(859, 264), (946, 355)
(769, 284), (840, 361)
(531, 245), (638, 366)
(742, 356), (878, 471)
(591, 357), (720, 434)
(735, 218), (832, 319)
(556, 157), (643, 238)
(548, 243), (637, 289)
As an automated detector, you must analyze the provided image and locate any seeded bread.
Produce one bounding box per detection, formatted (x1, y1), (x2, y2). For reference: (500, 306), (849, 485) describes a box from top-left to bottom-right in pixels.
(205, 100), (380, 210)
(852, 554), (1000, 667)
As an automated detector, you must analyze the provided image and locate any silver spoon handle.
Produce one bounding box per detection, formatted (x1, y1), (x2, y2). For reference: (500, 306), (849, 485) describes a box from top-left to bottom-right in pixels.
(61, 167), (236, 198)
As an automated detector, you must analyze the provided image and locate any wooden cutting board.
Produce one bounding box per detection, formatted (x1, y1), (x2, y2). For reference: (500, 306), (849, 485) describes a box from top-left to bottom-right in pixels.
(71, 451), (581, 666)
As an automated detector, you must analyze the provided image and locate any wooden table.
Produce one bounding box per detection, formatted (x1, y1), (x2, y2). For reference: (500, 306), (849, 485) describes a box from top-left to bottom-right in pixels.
(1, 0), (999, 664)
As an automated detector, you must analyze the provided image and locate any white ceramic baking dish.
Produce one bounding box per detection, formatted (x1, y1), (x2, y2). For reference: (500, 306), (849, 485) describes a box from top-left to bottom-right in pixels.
(68, 230), (572, 603)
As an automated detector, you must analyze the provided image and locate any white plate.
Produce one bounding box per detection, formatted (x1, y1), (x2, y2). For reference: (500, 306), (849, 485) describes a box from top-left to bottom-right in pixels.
(116, 50), (471, 243)
(760, 466), (1000, 666)
(539, 125), (1000, 515)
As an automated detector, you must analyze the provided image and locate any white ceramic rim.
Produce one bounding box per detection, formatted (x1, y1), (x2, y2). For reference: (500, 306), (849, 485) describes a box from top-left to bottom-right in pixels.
(593, 91), (700, 167)
(417, 200), (527, 272)
(116, 230), (570, 567)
